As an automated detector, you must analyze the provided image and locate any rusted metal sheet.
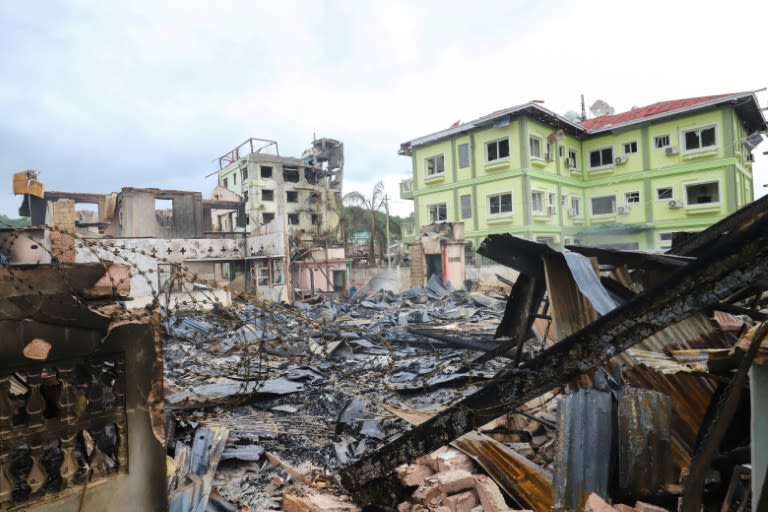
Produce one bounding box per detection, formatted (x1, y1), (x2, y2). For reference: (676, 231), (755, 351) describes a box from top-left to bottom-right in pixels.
(543, 253), (600, 341)
(452, 431), (553, 512)
(552, 389), (613, 512)
(340, 194), (768, 504)
(617, 388), (674, 497)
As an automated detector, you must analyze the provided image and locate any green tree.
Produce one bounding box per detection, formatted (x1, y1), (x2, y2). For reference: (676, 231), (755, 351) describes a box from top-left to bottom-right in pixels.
(0, 214), (30, 228)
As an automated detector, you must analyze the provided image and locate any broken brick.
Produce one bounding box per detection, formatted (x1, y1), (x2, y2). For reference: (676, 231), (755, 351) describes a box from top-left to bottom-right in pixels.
(396, 463), (434, 487)
(412, 478), (446, 507)
(584, 492), (618, 512)
(436, 470), (475, 495)
(444, 490), (478, 512)
(473, 474), (508, 512)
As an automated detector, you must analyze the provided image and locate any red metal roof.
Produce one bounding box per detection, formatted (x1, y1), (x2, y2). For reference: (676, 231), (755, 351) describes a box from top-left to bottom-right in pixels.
(580, 93), (737, 130)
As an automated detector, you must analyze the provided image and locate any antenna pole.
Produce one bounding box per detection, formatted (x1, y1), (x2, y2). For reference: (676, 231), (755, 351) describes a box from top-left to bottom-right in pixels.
(581, 94), (586, 121)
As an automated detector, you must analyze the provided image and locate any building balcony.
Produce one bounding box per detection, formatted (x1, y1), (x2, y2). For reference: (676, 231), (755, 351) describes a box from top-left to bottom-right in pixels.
(400, 179), (414, 200)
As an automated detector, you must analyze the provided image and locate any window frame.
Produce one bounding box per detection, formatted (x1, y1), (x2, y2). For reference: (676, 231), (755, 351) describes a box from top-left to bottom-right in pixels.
(568, 148), (579, 170)
(681, 125), (718, 153)
(529, 136), (543, 160)
(458, 143), (470, 169)
(656, 187), (673, 200)
(485, 137), (511, 163)
(487, 191), (513, 217)
(590, 194), (617, 216)
(623, 141), (638, 154)
(425, 154), (445, 177)
(570, 196), (582, 216)
(460, 194), (472, 219)
(654, 134), (671, 149)
(684, 180), (721, 206)
(588, 146), (614, 169)
(625, 191), (640, 204)
(426, 202), (448, 223)
(531, 191), (544, 213)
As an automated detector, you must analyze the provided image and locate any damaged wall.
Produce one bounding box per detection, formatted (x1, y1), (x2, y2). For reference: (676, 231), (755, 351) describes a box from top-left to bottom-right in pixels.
(0, 264), (167, 511)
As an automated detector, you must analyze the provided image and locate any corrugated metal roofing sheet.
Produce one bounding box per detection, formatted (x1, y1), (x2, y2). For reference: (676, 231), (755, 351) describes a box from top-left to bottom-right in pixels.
(552, 389), (613, 512)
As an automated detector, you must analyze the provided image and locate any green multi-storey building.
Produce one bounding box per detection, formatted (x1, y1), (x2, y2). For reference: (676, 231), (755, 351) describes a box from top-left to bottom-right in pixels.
(398, 92), (766, 252)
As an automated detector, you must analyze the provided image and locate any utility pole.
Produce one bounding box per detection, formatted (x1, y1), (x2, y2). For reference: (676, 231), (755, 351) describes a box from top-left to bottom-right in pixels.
(384, 194), (391, 270)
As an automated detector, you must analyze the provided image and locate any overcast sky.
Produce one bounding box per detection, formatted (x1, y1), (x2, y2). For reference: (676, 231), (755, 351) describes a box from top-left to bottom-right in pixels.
(1, 0), (767, 218)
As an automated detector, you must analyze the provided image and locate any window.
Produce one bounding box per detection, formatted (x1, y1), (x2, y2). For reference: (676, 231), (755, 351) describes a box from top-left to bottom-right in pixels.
(654, 135), (670, 148)
(536, 236), (555, 246)
(262, 212), (275, 224)
(591, 195), (616, 215)
(656, 187), (673, 200)
(531, 191), (544, 213)
(223, 177), (228, 188)
(233, 173), (237, 185)
(529, 136), (542, 159)
(546, 142), (554, 160)
(287, 213), (300, 225)
(589, 147), (614, 168)
(286, 191), (299, 203)
(488, 192), (513, 215)
(685, 181), (720, 204)
(548, 193), (556, 207)
(458, 143), (470, 168)
(460, 194), (472, 219)
(568, 148), (579, 169)
(155, 198), (174, 228)
(427, 203), (447, 222)
(242, 168), (248, 180)
(570, 196), (581, 216)
(486, 138), (510, 162)
(683, 126), (717, 152)
(623, 141), (638, 154)
(311, 214), (320, 225)
(262, 189), (274, 201)
(426, 155), (445, 176)
(659, 232), (674, 248)
(283, 167), (300, 182)
(625, 191), (640, 204)
(261, 166), (273, 178)
(559, 146), (565, 157)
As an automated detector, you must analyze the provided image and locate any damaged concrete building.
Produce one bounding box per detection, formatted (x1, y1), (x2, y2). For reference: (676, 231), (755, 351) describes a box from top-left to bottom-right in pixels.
(8, 136), (351, 303)
(214, 137), (349, 297)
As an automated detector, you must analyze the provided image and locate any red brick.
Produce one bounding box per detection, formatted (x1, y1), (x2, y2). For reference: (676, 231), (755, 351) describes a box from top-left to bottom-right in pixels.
(473, 474), (508, 512)
(584, 492), (618, 512)
(436, 470), (475, 495)
(396, 464), (434, 487)
(412, 478), (446, 507)
(444, 491), (478, 512)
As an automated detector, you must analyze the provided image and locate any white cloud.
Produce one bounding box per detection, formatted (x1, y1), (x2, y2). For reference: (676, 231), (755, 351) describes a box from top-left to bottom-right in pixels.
(1, 0), (767, 218)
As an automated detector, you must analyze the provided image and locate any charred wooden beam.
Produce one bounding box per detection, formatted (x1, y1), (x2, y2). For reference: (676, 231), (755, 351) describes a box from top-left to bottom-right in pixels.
(339, 202), (768, 505)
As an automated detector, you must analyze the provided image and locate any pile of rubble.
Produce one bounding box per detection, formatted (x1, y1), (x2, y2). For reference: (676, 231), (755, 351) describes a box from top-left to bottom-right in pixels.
(164, 193), (768, 512)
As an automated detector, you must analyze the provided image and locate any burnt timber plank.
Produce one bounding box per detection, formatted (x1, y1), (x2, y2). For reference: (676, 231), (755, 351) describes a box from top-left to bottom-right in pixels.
(339, 202), (768, 504)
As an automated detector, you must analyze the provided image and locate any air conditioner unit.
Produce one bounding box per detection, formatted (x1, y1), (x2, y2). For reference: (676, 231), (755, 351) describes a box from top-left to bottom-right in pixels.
(615, 155), (628, 165)
(565, 157), (576, 168)
(665, 146), (679, 156)
(567, 208), (578, 218)
(547, 206), (557, 215)
(668, 199), (683, 208)
(617, 205), (631, 215)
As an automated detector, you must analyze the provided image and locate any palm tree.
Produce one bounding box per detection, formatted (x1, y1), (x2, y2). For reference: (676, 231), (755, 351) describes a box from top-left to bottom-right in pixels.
(344, 181), (385, 266)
